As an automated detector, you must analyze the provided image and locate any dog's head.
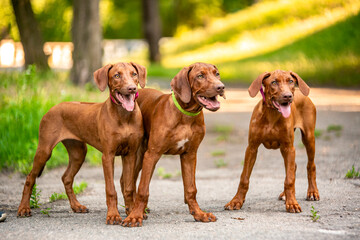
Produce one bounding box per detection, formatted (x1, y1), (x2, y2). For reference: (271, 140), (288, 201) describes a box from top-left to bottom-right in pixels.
(248, 70), (310, 118)
(171, 62), (225, 112)
(93, 62), (146, 111)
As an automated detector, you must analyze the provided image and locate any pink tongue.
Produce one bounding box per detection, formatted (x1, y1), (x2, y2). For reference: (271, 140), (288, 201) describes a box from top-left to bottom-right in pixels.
(279, 104), (291, 118)
(122, 95), (135, 111)
(207, 99), (220, 109)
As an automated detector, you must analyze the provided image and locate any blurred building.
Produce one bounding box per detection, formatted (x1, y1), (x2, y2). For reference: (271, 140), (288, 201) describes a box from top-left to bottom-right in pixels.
(0, 39), (147, 69)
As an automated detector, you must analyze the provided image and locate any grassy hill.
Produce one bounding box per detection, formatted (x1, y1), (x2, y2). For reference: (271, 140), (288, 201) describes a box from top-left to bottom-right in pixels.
(150, 0), (360, 87)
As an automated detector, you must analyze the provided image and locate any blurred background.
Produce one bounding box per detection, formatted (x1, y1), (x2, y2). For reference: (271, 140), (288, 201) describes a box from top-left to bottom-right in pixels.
(0, 0), (359, 173)
(1, 0), (360, 85)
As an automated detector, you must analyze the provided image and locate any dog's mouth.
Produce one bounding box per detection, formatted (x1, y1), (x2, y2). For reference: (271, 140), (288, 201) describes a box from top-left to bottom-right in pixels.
(197, 94), (221, 112)
(114, 91), (136, 111)
(272, 100), (292, 118)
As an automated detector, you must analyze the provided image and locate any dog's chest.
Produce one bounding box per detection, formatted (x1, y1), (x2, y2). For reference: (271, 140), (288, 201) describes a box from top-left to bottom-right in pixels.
(259, 125), (292, 149)
(164, 124), (203, 155)
(114, 125), (142, 156)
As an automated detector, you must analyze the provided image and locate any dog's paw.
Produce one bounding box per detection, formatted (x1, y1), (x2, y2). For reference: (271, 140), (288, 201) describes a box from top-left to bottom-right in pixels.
(106, 211), (122, 225)
(72, 204), (89, 213)
(121, 214), (143, 227)
(286, 202), (302, 213)
(17, 206), (31, 217)
(306, 190), (320, 201)
(224, 198), (244, 210)
(192, 211), (217, 223)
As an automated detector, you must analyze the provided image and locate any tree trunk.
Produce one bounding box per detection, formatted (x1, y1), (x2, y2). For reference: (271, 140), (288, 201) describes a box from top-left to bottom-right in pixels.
(11, 0), (49, 70)
(142, 0), (162, 63)
(71, 0), (102, 86)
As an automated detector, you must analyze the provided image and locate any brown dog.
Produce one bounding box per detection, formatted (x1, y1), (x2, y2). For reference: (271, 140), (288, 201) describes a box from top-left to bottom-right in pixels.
(225, 70), (319, 213)
(121, 62), (225, 227)
(17, 62), (146, 224)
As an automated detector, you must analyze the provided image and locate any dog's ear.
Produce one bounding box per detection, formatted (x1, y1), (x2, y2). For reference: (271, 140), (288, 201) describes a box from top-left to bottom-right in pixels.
(248, 72), (271, 98)
(93, 64), (112, 92)
(212, 64), (218, 71)
(131, 62), (147, 88)
(171, 66), (192, 103)
(290, 71), (310, 96)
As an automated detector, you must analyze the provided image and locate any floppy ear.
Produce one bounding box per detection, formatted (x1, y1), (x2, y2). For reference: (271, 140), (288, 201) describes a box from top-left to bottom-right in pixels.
(248, 72), (271, 98)
(290, 71), (310, 96)
(131, 62), (147, 88)
(93, 64), (112, 92)
(212, 64), (218, 71)
(170, 66), (192, 103)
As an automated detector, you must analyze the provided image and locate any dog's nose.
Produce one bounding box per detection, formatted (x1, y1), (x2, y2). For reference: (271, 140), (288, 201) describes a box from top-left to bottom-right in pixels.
(128, 85), (137, 93)
(282, 93), (293, 101)
(216, 84), (225, 93)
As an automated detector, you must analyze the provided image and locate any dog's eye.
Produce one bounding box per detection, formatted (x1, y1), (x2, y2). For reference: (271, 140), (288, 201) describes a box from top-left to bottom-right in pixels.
(197, 74), (204, 79)
(289, 79), (294, 83)
(215, 72), (220, 76)
(132, 72), (137, 77)
(114, 74), (120, 79)
(271, 81), (277, 85)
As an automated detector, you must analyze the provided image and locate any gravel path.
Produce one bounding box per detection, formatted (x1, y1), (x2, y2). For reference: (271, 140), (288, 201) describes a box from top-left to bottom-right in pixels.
(1, 88), (359, 239)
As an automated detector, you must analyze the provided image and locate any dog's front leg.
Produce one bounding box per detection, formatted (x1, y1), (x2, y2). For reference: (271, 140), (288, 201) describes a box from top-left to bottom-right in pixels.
(122, 150), (162, 227)
(280, 145), (302, 213)
(120, 152), (137, 215)
(102, 153), (121, 224)
(180, 152), (217, 222)
(225, 143), (260, 210)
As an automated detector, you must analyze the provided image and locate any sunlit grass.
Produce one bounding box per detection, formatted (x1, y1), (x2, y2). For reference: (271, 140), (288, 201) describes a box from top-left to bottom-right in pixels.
(161, 0), (360, 68)
(0, 66), (105, 173)
(163, 0), (358, 55)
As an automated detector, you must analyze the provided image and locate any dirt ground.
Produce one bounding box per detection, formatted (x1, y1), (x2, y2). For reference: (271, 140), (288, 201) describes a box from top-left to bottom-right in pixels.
(1, 88), (360, 239)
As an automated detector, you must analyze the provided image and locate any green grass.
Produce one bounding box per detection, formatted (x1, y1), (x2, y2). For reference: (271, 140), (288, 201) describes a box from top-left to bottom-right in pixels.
(310, 206), (320, 222)
(345, 165), (360, 178)
(49, 192), (68, 202)
(213, 125), (234, 135)
(30, 184), (41, 209)
(40, 208), (51, 217)
(211, 150), (226, 157)
(165, 0), (353, 55)
(314, 129), (323, 139)
(156, 167), (181, 179)
(147, 0), (360, 87)
(0, 66), (104, 173)
(218, 12), (360, 86)
(214, 159), (228, 168)
(157, 167), (173, 179)
(49, 181), (88, 202)
(327, 124), (343, 132)
(212, 124), (234, 142)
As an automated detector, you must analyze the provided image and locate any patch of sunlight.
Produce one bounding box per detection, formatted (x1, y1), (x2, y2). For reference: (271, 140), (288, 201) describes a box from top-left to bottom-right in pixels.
(166, 0), (290, 52)
(219, 51), (360, 82)
(163, 0), (356, 55)
(162, 0), (360, 68)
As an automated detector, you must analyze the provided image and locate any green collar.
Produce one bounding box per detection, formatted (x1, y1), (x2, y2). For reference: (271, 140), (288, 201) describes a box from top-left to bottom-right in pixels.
(171, 91), (201, 117)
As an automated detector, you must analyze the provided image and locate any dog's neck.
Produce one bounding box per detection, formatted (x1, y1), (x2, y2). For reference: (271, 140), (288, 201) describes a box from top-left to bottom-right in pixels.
(260, 98), (289, 123)
(172, 93), (203, 116)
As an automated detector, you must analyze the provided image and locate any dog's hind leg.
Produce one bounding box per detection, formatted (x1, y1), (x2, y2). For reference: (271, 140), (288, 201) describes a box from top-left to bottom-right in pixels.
(301, 128), (320, 201)
(17, 129), (58, 217)
(61, 139), (89, 213)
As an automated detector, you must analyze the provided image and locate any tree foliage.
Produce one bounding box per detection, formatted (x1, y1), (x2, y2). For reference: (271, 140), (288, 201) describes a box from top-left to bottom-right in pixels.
(1, 0), (253, 41)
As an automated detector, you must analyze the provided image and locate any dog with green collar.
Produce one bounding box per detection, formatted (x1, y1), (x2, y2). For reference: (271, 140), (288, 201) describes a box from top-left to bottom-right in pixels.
(122, 62), (225, 227)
